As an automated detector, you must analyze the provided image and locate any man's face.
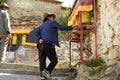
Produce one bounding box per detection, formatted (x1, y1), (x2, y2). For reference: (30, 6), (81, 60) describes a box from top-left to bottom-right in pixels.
(3, 7), (8, 11)
(48, 16), (54, 20)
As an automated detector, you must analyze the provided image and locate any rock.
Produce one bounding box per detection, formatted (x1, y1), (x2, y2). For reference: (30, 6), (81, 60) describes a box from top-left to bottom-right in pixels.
(75, 65), (90, 80)
(104, 67), (115, 76)
(108, 47), (120, 60)
(115, 62), (120, 74)
(56, 61), (70, 68)
(113, 35), (120, 46)
(101, 76), (114, 80)
(116, 74), (120, 80)
(100, 54), (108, 63)
(88, 77), (100, 80)
(107, 60), (118, 67)
(100, 61), (120, 80)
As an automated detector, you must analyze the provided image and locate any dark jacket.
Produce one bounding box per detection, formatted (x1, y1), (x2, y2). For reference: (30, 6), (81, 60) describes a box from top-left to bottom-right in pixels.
(35, 20), (73, 47)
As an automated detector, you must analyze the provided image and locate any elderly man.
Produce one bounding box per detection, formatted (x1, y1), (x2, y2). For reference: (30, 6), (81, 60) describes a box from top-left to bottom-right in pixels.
(35, 14), (77, 80)
(0, 3), (11, 63)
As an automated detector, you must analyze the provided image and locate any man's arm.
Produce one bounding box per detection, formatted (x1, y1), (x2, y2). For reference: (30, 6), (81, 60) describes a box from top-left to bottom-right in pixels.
(3, 11), (11, 34)
(34, 27), (43, 62)
(53, 20), (73, 31)
(35, 27), (43, 44)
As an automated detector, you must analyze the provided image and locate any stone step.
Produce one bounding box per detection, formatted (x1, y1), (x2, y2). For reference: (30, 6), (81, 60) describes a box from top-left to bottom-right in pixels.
(0, 63), (76, 77)
(0, 68), (73, 76)
(0, 68), (38, 75)
(0, 73), (72, 80)
(0, 63), (39, 75)
(0, 63), (39, 71)
(41, 77), (71, 80)
(0, 69), (73, 80)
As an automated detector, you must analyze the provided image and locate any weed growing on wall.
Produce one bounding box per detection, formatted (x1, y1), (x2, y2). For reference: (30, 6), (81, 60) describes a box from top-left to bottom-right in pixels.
(85, 57), (106, 76)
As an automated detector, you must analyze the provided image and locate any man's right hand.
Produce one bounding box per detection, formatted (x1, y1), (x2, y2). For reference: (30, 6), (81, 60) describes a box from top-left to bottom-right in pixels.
(6, 34), (12, 40)
(7, 34), (12, 38)
(39, 39), (44, 44)
(73, 26), (79, 30)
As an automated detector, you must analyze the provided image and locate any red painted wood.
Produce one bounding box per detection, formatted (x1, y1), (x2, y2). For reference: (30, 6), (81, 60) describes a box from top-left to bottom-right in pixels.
(69, 0), (98, 64)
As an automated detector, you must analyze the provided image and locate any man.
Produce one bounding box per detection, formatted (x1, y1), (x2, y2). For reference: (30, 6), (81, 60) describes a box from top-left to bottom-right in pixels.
(0, 3), (11, 63)
(35, 14), (76, 80)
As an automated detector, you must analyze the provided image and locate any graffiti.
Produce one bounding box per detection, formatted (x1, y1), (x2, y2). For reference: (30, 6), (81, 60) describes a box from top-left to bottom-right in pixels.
(15, 46), (38, 64)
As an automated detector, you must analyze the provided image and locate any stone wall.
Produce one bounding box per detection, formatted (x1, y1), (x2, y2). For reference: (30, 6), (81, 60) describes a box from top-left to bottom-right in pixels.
(96, 0), (120, 79)
(56, 41), (80, 68)
(7, 0), (62, 26)
(97, 0), (120, 62)
(75, 0), (120, 80)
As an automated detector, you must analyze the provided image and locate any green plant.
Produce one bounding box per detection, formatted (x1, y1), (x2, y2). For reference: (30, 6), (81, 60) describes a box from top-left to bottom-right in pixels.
(60, 8), (70, 26)
(59, 8), (71, 41)
(85, 57), (105, 67)
(83, 30), (88, 34)
(89, 64), (106, 76)
(0, 0), (7, 4)
(85, 57), (106, 76)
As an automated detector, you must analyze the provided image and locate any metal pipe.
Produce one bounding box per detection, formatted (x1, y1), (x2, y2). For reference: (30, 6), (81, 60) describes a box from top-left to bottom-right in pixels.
(69, 41), (72, 68)
(79, 11), (84, 64)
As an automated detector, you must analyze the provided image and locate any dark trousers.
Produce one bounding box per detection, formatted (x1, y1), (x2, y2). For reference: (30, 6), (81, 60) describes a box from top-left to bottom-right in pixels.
(38, 43), (58, 75)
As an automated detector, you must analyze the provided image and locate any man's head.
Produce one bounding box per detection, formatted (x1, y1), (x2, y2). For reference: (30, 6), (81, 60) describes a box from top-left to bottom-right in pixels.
(0, 3), (9, 11)
(43, 14), (56, 22)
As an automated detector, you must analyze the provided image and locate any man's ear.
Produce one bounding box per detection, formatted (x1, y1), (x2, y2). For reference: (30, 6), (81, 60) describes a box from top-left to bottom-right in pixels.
(48, 16), (50, 20)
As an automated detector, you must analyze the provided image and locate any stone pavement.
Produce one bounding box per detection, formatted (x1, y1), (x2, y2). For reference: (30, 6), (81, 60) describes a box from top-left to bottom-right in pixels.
(0, 73), (71, 80)
(0, 63), (75, 80)
(0, 73), (40, 80)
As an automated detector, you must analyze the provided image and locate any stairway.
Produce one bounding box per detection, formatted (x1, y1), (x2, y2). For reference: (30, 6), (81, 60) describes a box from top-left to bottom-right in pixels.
(0, 63), (76, 80)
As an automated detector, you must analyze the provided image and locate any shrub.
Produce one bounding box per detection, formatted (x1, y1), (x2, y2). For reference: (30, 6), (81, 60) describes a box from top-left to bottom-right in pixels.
(85, 57), (106, 76)
(85, 57), (105, 67)
(0, 0), (7, 4)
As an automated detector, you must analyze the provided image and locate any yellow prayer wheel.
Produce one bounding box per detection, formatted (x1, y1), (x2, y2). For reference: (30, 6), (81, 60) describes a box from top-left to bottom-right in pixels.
(82, 11), (91, 23)
(72, 12), (91, 26)
(12, 34), (17, 45)
(22, 35), (26, 45)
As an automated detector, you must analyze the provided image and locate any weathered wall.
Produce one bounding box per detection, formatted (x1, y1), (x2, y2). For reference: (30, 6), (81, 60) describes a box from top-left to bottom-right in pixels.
(75, 0), (120, 80)
(56, 41), (80, 68)
(7, 0), (62, 25)
(11, 41), (79, 68)
(97, 0), (120, 62)
(96, 1), (120, 79)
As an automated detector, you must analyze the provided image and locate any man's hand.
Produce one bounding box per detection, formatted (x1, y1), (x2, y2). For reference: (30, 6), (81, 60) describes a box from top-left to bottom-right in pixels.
(39, 39), (44, 44)
(73, 26), (79, 30)
(7, 34), (12, 38)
